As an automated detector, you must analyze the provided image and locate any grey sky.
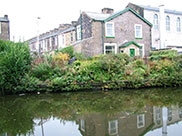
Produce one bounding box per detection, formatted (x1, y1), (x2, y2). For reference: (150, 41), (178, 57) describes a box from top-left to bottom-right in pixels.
(0, 0), (180, 41)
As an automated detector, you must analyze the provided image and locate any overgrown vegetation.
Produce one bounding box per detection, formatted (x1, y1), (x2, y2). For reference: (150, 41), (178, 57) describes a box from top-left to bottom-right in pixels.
(0, 40), (32, 95)
(1, 44), (182, 95)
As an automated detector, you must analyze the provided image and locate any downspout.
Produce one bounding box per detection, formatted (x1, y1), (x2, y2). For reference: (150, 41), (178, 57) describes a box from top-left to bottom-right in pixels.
(102, 21), (105, 54)
(80, 10), (82, 40)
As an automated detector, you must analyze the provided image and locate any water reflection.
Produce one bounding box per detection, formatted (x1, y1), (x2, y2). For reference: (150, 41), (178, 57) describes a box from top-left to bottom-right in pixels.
(1, 88), (182, 136)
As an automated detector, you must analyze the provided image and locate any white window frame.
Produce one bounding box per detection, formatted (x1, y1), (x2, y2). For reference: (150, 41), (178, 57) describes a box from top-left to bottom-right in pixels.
(104, 43), (117, 54)
(139, 44), (144, 57)
(108, 120), (118, 135)
(80, 119), (85, 132)
(105, 22), (115, 37)
(77, 25), (81, 40)
(135, 24), (142, 38)
(166, 16), (170, 31)
(177, 17), (181, 32)
(0, 22), (1, 34)
(153, 14), (159, 30)
(137, 114), (145, 128)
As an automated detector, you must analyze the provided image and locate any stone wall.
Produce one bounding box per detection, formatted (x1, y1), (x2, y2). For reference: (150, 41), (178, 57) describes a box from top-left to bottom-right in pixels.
(74, 10), (151, 57)
(77, 13), (93, 40)
(0, 21), (10, 41)
(74, 21), (103, 57)
(104, 10), (151, 57)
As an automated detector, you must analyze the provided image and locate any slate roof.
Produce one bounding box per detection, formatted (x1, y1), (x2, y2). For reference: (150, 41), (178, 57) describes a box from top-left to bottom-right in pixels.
(0, 17), (9, 22)
(84, 11), (110, 21)
(84, 8), (152, 26)
(140, 5), (182, 15)
(28, 26), (75, 44)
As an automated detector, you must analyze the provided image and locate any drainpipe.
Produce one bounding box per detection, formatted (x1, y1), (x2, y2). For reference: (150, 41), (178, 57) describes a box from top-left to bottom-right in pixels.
(102, 21), (105, 54)
(159, 5), (165, 49)
(80, 10), (82, 40)
(162, 107), (168, 136)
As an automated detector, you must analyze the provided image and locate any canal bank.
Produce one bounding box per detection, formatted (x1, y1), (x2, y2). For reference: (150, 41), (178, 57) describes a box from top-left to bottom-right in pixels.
(1, 41), (182, 95)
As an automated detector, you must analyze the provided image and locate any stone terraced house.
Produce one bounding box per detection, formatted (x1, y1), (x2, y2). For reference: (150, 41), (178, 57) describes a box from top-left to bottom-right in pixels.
(28, 6), (152, 57)
(28, 23), (76, 54)
(73, 7), (152, 57)
(0, 15), (10, 41)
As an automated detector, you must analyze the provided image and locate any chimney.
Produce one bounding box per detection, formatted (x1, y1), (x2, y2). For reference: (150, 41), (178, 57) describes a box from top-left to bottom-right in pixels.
(71, 21), (77, 26)
(102, 8), (114, 14)
(4, 15), (8, 20)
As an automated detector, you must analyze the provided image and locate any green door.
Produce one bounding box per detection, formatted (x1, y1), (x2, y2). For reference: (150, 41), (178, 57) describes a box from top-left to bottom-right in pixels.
(130, 49), (135, 57)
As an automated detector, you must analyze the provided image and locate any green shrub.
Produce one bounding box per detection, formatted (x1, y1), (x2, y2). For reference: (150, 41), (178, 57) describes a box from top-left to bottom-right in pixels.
(32, 62), (53, 81)
(60, 46), (74, 58)
(0, 40), (32, 94)
(149, 50), (178, 60)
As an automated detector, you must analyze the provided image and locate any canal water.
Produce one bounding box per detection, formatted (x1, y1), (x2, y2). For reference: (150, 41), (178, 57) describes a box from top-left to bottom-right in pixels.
(1, 88), (182, 136)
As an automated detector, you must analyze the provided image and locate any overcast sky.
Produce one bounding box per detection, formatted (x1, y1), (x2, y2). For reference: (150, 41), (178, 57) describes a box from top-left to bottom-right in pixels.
(0, 0), (181, 42)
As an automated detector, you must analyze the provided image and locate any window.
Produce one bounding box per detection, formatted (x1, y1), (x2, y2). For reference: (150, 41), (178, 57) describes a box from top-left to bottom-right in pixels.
(168, 107), (172, 121)
(153, 14), (159, 30)
(104, 43), (117, 54)
(108, 120), (118, 135)
(177, 17), (181, 32)
(105, 22), (115, 37)
(77, 25), (81, 40)
(0, 22), (1, 34)
(139, 44), (144, 57)
(135, 24), (142, 38)
(166, 16), (170, 31)
(178, 107), (182, 118)
(71, 31), (73, 42)
(62, 35), (65, 46)
(137, 114), (145, 128)
(80, 120), (85, 132)
(155, 107), (161, 125)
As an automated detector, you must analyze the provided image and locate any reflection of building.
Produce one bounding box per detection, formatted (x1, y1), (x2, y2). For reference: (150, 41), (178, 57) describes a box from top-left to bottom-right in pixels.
(153, 105), (182, 128)
(76, 106), (153, 136)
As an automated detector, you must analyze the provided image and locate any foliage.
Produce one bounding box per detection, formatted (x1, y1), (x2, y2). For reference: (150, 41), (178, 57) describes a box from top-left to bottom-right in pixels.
(149, 49), (178, 60)
(0, 40), (32, 94)
(60, 46), (74, 58)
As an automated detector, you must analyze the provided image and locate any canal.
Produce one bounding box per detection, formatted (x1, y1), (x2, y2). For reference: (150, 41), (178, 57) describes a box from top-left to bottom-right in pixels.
(1, 88), (182, 136)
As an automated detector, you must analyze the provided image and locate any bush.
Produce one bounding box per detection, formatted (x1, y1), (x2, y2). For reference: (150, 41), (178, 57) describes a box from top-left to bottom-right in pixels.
(60, 46), (74, 58)
(0, 40), (32, 94)
(149, 50), (178, 60)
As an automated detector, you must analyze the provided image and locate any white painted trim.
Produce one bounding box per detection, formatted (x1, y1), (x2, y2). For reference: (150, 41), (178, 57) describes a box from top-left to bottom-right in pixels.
(80, 119), (85, 132)
(135, 24), (143, 38)
(108, 120), (118, 135)
(104, 43), (117, 54)
(139, 43), (144, 57)
(137, 114), (145, 128)
(105, 22), (115, 37)
(77, 25), (81, 40)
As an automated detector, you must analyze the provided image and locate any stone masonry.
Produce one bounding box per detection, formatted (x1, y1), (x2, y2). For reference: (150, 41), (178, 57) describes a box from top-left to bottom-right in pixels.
(0, 15), (10, 41)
